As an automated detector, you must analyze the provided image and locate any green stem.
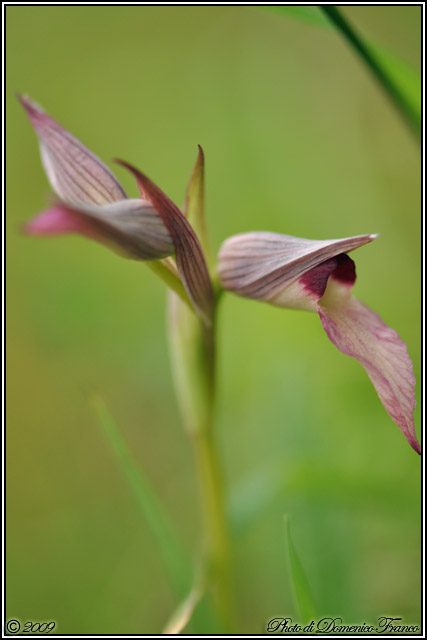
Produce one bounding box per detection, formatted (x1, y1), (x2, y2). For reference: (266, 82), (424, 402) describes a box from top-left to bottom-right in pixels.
(321, 6), (421, 137)
(168, 296), (235, 631)
(192, 425), (235, 631)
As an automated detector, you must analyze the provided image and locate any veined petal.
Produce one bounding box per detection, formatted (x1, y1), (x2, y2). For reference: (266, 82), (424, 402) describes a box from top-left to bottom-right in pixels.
(19, 94), (127, 206)
(319, 274), (419, 455)
(115, 160), (214, 324)
(24, 199), (174, 261)
(218, 231), (377, 303)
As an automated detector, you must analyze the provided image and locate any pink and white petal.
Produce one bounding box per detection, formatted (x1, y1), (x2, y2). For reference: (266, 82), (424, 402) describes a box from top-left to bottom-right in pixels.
(218, 232), (377, 302)
(24, 206), (94, 237)
(115, 160), (215, 324)
(19, 95), (127, 206)
(24, 199), (174, 261)
(318, 279), (419, 454)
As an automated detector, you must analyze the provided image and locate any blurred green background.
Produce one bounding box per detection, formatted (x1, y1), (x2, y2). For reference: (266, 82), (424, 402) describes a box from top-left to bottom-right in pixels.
(6, 5), (421, 634)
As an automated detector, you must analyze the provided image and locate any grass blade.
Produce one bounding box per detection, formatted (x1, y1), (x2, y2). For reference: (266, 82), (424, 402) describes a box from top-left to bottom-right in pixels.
(283, 515), (317, 623)
(163, 565), (206, 635)
(264, 5), (329, 26)
(163, 588), (202, 635)
(320, 6), (420, 137)
(263, 5), (421, 138)
(90, 393), (191, 596)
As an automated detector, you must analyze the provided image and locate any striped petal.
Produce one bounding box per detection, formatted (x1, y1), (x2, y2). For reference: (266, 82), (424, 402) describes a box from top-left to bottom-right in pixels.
(19, 94), (127, 206)
(218, 232), (419, 454)
(24, 199), (174, 261)
(218, 231), (377, 304)
(115, 160), (214, 325)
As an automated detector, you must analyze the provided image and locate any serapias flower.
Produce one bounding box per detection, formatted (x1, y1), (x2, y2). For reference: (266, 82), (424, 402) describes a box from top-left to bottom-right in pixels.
(218, 232), (420, 454)
(19, 95), (214, 322)
(19, 94), (174, 261)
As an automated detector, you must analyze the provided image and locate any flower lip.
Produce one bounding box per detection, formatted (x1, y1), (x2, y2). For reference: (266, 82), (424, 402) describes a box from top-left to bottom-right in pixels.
(318, 287), (420, 455)
(300, 253), (357, 299)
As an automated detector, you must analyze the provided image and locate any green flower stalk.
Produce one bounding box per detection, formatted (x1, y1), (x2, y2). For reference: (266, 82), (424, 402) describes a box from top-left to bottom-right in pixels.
(168, 147), (234, 631)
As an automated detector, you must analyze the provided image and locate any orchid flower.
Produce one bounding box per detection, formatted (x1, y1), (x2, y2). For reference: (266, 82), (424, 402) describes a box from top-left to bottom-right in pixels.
(218, 232), (420, 454)
(19, 95), (213, 323)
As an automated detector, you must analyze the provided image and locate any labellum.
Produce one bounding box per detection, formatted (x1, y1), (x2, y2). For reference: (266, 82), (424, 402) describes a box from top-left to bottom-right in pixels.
(218, 232), (420, 454)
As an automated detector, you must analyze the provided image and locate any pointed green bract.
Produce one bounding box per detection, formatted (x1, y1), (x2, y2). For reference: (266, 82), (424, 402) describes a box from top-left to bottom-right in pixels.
(283, 515), (317, 623)
(183, 146), (213, 270)
(168, 147), (216, 434)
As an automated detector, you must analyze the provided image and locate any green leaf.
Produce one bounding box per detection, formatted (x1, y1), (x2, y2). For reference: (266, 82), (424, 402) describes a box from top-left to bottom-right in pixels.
(283, 515), (317, 623)
(90, 393), (191, 597)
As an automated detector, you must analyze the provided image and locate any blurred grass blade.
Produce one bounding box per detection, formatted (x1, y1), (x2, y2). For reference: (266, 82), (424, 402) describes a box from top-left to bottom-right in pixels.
(283, 515), (317, 623)
(163, 589), (201, 635)
(263, 5), (421, 138)
(163, 568), (205, 634)
(320, 6), (420, 137)
(265, 5), (329, 26)
(90, 393), (191, 596)
(367, 40), (421, 126)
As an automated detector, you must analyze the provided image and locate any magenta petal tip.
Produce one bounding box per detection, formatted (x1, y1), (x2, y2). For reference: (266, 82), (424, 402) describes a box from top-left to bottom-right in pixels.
(22, 207), (89, 236)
